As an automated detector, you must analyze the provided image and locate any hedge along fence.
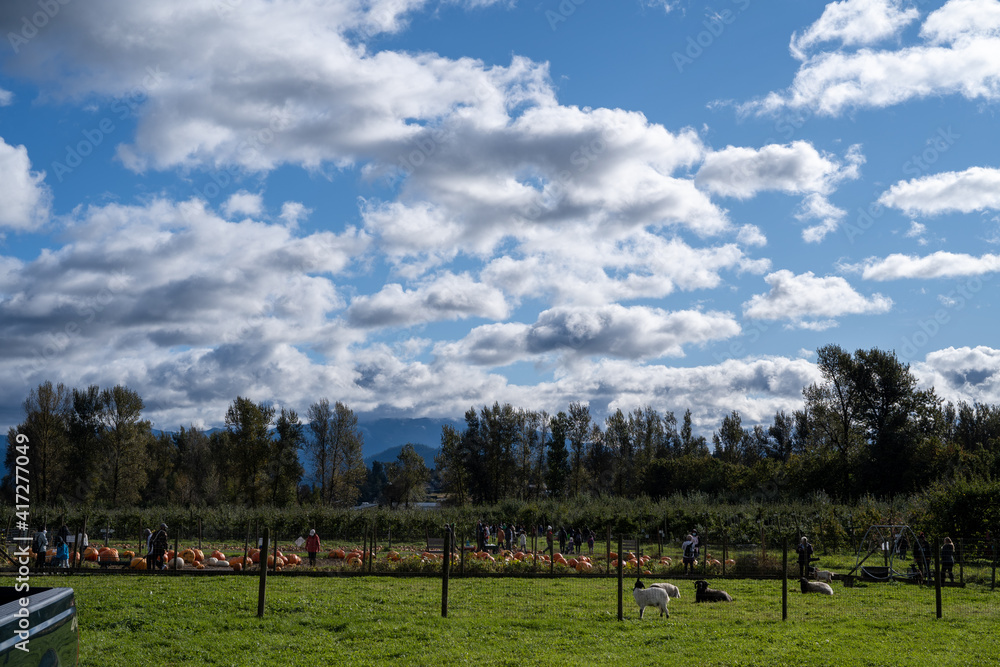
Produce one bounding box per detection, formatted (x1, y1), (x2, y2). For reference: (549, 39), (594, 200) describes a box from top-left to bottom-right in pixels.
(4, 490), (995, 558)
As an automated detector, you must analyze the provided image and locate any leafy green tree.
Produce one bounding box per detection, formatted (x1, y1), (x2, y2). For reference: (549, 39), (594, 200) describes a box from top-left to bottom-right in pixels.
(223, 396), (275, 506)
(767, 410), (795, 461)
(97, 384), (153, 506)
(3, 381), (72, 504)
(144, 431), (176, 504)
(480, 402), (517, 503)
(306, 399), (366, 506)
(172, 426), (219, 505)
(545, 412), (570, 498)
(385, 443), (430, 508)
(306, 398), (333, 502)
(66, 385), (104, 503)
(567, 402), (591, 497)
(360, 460), (389, 504)
(435, 424), (470, 504)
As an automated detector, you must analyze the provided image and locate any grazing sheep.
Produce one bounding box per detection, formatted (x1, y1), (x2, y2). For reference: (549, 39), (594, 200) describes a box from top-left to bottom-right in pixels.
(694, 579), (733, 602)
(799, 578), (834, 595)
(650, 582), (681, 599)
(812, 569), (834, 583)
(633, 579), (670, 618)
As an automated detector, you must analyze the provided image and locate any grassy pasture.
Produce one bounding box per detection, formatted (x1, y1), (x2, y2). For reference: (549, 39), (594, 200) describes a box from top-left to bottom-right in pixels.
(5, 572), (998, 666)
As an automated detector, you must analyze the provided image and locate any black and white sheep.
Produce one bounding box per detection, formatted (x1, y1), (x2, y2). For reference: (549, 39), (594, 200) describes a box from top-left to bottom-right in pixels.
(650, 582), (681, 599)
(633, 579), (670, 618)
(694, 579), (733, 602)
(799, 578), (834, 595)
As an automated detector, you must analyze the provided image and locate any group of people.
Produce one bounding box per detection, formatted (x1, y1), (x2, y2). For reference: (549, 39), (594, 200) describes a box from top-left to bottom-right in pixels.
(476, 522), (531, 552)
(543, 525), (596, 555)
(31, 525), (73, 569)
(139, 524), (170, 570)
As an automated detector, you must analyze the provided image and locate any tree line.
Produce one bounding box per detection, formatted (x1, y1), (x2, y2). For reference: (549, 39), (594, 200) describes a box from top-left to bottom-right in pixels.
(436, 344), (1000, 503)
(5, 345), (1000, 509)
(2, 388), (429, 509)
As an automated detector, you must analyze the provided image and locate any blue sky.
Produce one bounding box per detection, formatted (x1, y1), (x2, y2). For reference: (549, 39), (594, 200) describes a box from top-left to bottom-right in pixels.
(2, 0), (1000, 435)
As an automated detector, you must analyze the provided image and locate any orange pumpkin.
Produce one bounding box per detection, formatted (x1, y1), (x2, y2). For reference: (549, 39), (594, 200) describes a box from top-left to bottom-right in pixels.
(130, 557), (146, 570)
(194, 549), (205, 562)
(211, 550), (226, 561)
(178, 548), (197, 564)
(231, 562), (243, 572)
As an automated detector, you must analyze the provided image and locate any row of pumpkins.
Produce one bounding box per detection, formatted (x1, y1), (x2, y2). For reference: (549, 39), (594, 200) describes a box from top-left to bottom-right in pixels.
(71, 545), (305, 571)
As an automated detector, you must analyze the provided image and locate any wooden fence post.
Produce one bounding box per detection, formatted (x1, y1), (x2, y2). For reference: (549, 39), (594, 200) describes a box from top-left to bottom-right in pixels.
(958, 538), (964, 586)
(172, 531), (180, 574)
(198, 517), (202, 550)
(617, 534), (624, 621)
(723, 532), (728, 577)
(782, 538), (788, 622)
(242, 522), (251, 576)
(75, 515), (88, 571)
(441, 526), (451, 618)
(991, 539), (997, 591)
(258, 527), (269, 618)
(606, 526), (611, 576)
(272, 531), (279, 572)
(934, 536), (942, 619)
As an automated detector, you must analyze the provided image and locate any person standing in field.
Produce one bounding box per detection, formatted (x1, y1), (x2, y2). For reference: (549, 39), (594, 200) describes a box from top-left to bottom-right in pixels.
(32, 527), (48, 570)
(941, 537), (956, 583)
(305, 529), (321, 566)
(796, 536), (814, 578)
(546, 526), (554, 554)
(149, 523), (168, 571)
(587, 528), (595, 556)
(917, 532), (932, 579)
(681, 534), (696, 575)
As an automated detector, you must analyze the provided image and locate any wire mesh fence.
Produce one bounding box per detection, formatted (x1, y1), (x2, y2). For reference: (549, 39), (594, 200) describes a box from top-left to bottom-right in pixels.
(5, 516), (998, 624)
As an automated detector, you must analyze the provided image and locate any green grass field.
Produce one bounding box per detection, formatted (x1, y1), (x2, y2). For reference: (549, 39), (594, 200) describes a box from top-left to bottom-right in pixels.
(5, 572), (998, 666)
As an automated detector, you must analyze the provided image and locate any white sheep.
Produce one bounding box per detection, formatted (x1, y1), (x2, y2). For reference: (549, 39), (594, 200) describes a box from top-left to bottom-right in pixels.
(813, 569), (834, 583)
(650, 582), (681, 599)
(799, 578), (834, 595)
(633, 579), (670, 618)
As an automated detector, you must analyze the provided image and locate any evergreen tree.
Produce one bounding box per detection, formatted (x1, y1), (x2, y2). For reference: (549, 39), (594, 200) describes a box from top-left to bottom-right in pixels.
(270, 408), (305, 505)
(545, 412), (570, 498)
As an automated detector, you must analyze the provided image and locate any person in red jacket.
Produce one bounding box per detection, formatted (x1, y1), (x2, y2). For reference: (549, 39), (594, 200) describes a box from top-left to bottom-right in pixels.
(305, 529), (321, 566)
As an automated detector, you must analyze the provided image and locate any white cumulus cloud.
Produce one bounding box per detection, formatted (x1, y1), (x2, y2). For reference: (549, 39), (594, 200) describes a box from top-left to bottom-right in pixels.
(0, 137), (50, 231)
(743, 270), (893, 328)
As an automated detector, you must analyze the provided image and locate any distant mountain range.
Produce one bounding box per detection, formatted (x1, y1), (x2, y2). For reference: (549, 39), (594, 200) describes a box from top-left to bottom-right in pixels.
(0, 417), (461, 481)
